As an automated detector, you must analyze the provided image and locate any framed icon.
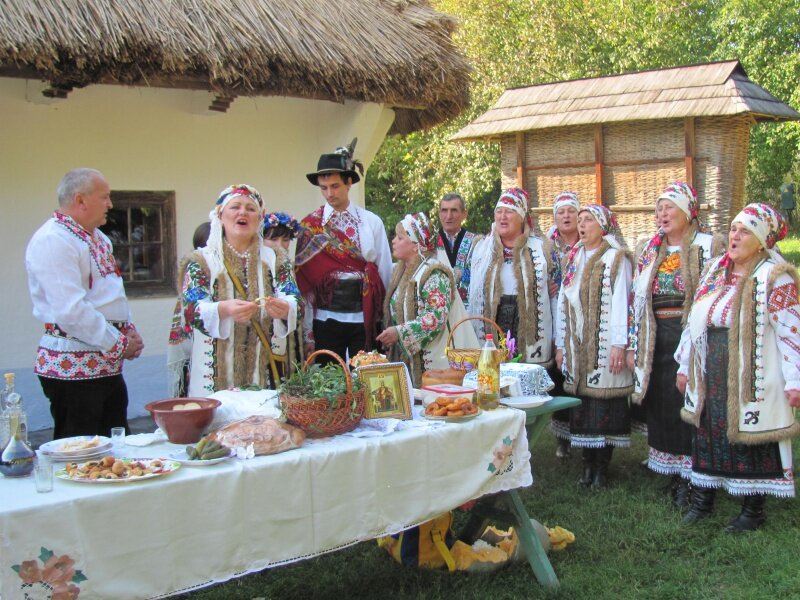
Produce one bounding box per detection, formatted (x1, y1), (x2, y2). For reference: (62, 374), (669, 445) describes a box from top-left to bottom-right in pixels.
(356, 362), (413, 420)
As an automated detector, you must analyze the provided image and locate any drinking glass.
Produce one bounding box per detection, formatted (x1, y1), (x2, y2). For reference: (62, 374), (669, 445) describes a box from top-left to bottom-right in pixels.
(110, 427), (126, 451)
(34, 453), (53, 493)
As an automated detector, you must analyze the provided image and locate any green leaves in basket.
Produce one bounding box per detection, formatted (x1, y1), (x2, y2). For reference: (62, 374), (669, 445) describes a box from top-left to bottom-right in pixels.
(279, 362), (362, 409)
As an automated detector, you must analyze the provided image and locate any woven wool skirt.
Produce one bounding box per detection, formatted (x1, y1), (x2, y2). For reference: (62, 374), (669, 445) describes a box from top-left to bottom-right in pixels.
(691, 328), (795, 497)
(569, 394), (630, 448)
(643, 315), (693, 475)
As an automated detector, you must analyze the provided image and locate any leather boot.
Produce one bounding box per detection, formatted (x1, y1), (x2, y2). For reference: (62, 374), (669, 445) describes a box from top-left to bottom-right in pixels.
(673, 477), (691, 510)
(555, 437), (572, 459)
(591, 446), (613, 489)
(682, 487), (715, 524)
(725, 494), (766, 533)
(577, 448), (594, 487)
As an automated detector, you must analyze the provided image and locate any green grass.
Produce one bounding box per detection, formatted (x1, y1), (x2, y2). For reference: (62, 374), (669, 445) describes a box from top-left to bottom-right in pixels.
(178, 433), (800, 600)
(778, 232), (800, 266)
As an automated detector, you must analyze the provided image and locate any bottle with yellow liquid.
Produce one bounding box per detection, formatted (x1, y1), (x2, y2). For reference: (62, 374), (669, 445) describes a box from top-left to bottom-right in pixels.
(476, 334), (500, 410)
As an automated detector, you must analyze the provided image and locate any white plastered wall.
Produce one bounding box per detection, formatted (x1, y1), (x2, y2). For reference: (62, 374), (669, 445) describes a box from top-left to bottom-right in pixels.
(0, 77), (395, 430)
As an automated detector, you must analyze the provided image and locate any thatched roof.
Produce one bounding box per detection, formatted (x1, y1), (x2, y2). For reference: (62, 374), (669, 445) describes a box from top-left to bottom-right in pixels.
(0, 0), (470, 134)
(452, 60), (799, 141)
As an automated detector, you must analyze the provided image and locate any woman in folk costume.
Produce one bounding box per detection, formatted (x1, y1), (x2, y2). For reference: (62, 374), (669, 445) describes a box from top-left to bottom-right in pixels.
(555, 204), (633, 489)
(169, 184), (301, 396)
(376, 213), (478, 386)
(676, 203), (800, 532)
(467, 187), (556, 367)
(262, 212), (304, 377)
(626, 181), (726, 509)
(547, 191), (581, 459)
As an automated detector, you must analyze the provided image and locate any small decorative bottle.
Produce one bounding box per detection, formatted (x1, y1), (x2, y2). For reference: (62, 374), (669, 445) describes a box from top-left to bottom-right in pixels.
(0, 372), (14, 450)
(0, 391), (35, 477)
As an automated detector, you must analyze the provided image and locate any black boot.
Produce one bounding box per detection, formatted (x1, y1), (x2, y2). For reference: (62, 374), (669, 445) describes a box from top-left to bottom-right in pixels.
(682, 487), (715, 524)
(673, 476), (691, 510)
(725, 494), (766, 533)
(577, 448), (594, 487)
(592, 446), (614, 489)
(556, 437), (572, 459)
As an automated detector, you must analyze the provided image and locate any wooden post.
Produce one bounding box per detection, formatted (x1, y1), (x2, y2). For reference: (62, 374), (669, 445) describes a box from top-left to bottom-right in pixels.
(516, 132), (527, 190)
(684, 117), (696, 188)
(594, 125), (604, 204)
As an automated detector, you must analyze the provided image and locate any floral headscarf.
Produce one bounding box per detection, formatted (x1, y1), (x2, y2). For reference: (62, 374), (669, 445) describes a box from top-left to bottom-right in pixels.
(731, 202), (788, 253)
(495, 187), (532, 228)
(400, 212), (436, 255)
(552, 191), (580, 218)
(657, 181), (699, 223)
(562, 204), (622, 288)
(207, 184), (266, 259)
(263, 212), (301, 239)
(580, 204), (622, 249)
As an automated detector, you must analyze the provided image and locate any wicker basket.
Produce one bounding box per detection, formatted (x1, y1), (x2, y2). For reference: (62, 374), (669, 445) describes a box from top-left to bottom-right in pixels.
(280, 350), (365, 438)
(445, 317), (508, 372)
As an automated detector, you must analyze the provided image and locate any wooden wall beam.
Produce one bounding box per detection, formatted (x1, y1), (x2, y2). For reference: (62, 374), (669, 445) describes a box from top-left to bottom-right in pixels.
(594, 124), (604, 204)
(516, 132), (527, 190)
(684, 117), (696, 188)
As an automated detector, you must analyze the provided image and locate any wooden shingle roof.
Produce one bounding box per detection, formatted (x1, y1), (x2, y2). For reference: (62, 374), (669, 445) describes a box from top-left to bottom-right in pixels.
(452, 60), (798, 141)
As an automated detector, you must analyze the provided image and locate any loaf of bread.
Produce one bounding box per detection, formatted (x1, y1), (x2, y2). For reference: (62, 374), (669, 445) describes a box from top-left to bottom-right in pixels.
(209, 416), (305, 455)
(421, 368), (466, 387)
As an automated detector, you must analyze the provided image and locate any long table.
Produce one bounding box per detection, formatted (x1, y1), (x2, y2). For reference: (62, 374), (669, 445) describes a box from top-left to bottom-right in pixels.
(0, 406), (533, 599)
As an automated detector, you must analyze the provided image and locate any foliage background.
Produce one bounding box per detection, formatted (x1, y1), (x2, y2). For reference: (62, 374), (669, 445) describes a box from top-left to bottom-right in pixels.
(365, 0), (800, 236)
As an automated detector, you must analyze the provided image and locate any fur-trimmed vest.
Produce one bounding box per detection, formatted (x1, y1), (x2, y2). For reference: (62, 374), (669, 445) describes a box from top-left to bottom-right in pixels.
(183, 243), (283, 396)
(630, 228), (725, 403)
(385, 255), (478, 386)
(561, 242), (633, 399)
(467, 228), (555, 367)
(682, 258), (800, 444)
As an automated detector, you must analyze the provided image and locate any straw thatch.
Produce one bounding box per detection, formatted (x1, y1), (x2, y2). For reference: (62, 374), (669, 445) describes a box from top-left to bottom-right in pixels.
(452, 60), (798, 141)
(0, 0), (470, 134)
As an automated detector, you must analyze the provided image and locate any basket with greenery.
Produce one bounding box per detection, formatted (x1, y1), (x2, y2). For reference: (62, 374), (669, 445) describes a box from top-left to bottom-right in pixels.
(278, 349), (365, 438)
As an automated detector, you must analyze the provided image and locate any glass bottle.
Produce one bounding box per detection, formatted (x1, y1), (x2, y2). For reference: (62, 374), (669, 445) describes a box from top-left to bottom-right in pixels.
(0, 372), (14, 450)
(1, 374), (26, 443)
(0, 391), (35, 477)
(476, 334), (500, 410)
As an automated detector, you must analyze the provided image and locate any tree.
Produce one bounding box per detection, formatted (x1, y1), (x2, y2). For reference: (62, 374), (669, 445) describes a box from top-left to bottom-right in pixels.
(366, 0), (800, 234)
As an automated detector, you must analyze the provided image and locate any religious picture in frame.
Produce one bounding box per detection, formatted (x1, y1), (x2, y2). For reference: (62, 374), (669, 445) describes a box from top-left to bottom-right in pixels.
(356, 362), (413, 420)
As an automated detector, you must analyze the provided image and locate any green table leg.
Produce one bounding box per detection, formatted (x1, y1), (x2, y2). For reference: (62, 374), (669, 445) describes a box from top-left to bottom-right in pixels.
(507, 490), (559, 589)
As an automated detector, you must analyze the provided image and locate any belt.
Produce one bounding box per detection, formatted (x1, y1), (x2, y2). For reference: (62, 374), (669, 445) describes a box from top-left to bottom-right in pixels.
(653, 308), (682, 319)
(45, 321), (128, 338)
(318, 279), (363, 313)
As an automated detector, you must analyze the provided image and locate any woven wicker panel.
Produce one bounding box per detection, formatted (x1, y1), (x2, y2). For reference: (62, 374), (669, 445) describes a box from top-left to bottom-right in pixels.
(604, 120), (684, 162)
(695, 115), (752, 234)
(602, 162), (686, 242)
(497, 114), (753, 246)
(528, 167), (597, 234)
(525, 125), (595, 165)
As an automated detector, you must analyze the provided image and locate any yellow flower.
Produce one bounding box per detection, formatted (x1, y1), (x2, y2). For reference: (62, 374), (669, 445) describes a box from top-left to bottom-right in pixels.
(660, 252), (681, 274)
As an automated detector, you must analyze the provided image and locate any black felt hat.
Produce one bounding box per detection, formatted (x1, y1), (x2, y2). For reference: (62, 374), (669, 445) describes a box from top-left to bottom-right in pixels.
(306, 138), (364, 186)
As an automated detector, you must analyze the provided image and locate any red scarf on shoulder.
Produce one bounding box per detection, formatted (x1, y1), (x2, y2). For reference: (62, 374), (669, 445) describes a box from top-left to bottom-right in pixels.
(295, 207), (385, 348)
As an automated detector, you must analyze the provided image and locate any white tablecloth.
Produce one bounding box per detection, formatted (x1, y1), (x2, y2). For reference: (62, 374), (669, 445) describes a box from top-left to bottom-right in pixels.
(0, 407), (530, 600)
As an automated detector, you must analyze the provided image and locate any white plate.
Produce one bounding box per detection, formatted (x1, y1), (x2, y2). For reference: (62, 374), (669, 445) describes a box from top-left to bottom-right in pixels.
(168, 449), (234, 466)
(500, 395), (552, 409)
(40, 436), (112, 456)
(48, 448), (113, 462)
(423, 408), (482, 423)
(55, 458), (180, 483)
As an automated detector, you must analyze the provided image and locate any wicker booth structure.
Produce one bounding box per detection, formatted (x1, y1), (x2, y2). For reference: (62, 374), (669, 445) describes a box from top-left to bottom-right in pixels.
(452, 61), (799, 244)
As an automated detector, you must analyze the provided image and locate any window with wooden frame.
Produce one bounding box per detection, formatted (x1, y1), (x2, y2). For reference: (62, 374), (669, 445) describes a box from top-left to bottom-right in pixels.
(100, 191), (177, 297)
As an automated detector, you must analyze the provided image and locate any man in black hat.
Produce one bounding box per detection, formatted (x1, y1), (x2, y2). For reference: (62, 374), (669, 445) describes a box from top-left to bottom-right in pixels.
(294, 141), (392, 363)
